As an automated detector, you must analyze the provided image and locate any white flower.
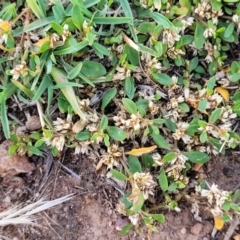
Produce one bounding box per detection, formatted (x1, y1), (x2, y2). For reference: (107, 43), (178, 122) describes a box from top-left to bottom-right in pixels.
(173, 122), (191, 143)
(129, 213), (140, 225)
(201, 183), (229, 208)
(162, 29), (181, 48)
(203, 27), (216, 38)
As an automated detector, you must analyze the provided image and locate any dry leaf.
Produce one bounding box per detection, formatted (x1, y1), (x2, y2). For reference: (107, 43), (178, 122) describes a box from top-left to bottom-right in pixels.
(192, 163), (204, 172)
(215, 87), (229, 101)
(214, 216), (224, 230)
(95, 160), (103, 172)
(125, 145), (157, 156)
(186, 98), (199, 109)
(72, 120), (86, 133)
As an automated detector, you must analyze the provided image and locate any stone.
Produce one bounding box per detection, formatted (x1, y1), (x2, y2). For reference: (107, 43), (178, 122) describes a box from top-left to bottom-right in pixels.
(190, 223), (203, 235)
(0, 140), (35, 177)
(26, 115), (42, 130)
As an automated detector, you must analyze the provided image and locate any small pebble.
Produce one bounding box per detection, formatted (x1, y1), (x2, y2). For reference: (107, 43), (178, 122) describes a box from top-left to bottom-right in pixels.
(26, 115), (41, 130)
(180, 228), (186, 234)
(190, 223), (203, 235)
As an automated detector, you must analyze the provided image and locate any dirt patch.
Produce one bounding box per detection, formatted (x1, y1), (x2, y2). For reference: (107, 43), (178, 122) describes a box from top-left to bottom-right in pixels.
(0, 152), (240, 240)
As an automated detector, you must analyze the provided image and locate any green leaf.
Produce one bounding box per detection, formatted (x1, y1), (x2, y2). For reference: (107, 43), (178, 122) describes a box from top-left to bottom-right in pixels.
(127, 155), (142, 173)
(138, 22), (156, 33)
(121, 192), (133, 208)
(230, 73), (240, 82)
(120, 223), (133, 235)
(110, 169), (128, 181)
(224, 23), (235, 38)
(100, 115), (108, 130)
(153, 118), (166, 125)
(163, 152), (176, 163)
(200, 131), (208, 143)
(189, 57), (199, 72)
(149, 214), (165, 223)
(142, 154), (154, 168)
(198, 99), (208, 112)
(207, 76), (216, 94)
(101, 87), (117, 111)
(183, 151), (210, 163)
(168, 182), (177, 191)
(208, 60), (218, 76)
(81, 61), (106, 78)
(8, 145), (18, 156)
(26, 146), (42, 156)
(67, 62), (83, 80)
(75, 130), (91, 140)
(132, 189), (144, 212)
(103, 133), (110, 147)
(164, 119), (177, 132)
(153, 73), (173, 85)
(151, 12), (175, 29)
(72, 5), (84, 30)
(54, 40), (88, 55)
(92, 42), (110, 57)
(151, 133), (170, 150)
(124, 77), (135, 99)
(194, 23), (205, 49)
(209, 108), (222, 123)
(106, 126), (127, 141)
(122, 98), (137, 114)
(178, 103), (190, 112)
(119, 0), (138, 42)
(158, 169), (168, 191)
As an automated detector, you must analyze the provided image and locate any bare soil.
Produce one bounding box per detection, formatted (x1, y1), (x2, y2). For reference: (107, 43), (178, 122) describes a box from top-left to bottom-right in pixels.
(0, 150), (240, 240)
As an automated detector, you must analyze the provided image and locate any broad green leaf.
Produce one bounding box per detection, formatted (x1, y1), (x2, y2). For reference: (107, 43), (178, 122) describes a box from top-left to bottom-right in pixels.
(75, 130), (91, 140)
(183, 151), (210, 163)
(72, 5), (84, 30)
(194, 23), (205, 49)
(27, 146), (42, 156)
(81, 61), (106, 78)
(101, 87), (117, 111)
(151, 133), (170, 150)
(127, 155), (142, 173)
(106, 126), (127, 141)
(8, 145), (18, 156)
(120, 224), (133, 235)
(209, 108), (222, 123)
(200, 131), (208, 143)
(230, 73), (240, 82)
(158, 169), (168, 191)
(163, 152), (176, 163)
(142, 154), (154, 168)
(100, 115), (108, 130)
(198, 99), (208, 112)
(122, 98), (137, 114)
(121, 192), (133, 208)
(153, 118), (166, 125)
(178, 103), (190, 112)
(189, 57), (199, 72)
(124, 77), (135, 99)
(138, 22), (156, 33)
(224, 23), (235, 38)
(110, 169), (128, 181)
(149, 214), (165, 223)
(153, 73), (173, 85)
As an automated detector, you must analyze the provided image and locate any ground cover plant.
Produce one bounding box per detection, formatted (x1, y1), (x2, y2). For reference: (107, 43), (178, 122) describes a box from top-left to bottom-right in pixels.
(0, 0), (240, 238)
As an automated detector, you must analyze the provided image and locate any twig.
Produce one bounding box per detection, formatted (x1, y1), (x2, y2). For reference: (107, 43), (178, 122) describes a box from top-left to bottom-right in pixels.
(223, 215), (240, 240)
